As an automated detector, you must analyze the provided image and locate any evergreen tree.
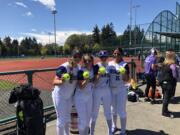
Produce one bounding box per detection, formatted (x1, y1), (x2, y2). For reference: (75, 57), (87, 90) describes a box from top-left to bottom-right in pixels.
(3, 36), (12, 56)
(12, 39), (19, 56)
(92, 25), (100, 44)
(101, 23), (117, 47)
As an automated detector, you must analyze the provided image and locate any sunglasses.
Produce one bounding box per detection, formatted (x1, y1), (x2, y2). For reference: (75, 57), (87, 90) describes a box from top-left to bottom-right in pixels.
(113, 53), (121, 56)
(100, 56), (108, 59)
(73, 54), (81, 59)
(84, 59), (92, 63)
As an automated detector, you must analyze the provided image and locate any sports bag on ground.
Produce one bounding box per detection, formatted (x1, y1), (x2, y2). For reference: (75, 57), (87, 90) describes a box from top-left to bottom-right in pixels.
(9, 84), (46, 135)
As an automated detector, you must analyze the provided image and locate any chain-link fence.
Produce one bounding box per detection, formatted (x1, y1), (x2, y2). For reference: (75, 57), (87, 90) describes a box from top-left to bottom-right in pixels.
(0, 68), (56, 122)
(0, 61), (137, 133)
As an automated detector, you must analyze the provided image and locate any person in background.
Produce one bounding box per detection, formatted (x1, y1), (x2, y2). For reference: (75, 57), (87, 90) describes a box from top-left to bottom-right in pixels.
(52, 50), (82, 135)
(144, 48), (158, 104)
(159, 49), (178, 117)
(108, 48), (129, 135)
(91, 50), (112, 135)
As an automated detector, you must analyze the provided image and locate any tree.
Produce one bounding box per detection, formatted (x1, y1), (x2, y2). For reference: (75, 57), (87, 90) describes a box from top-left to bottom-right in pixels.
(0, 38), (3, 56)
(44, 44), (55, 55)
(92, 25), (100, 44)
(57, 46), (63, 55)
(65, 34), (81, 50)
(122, 25), (131, 46)
(63, 44), (70, 54)
(12, 39), (19, 56)
(101, 23), (117, 47)
(121, 25), (145, 47)
(83, 44), (90, 53)
(92, 43), (101, 53)
(3, 36), (12, 56)
(19, 37), (42, 56)
(40, 46), (48, 56)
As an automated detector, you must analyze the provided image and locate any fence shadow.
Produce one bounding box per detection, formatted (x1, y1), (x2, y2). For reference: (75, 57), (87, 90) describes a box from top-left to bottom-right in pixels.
(124, 129), (169, 135)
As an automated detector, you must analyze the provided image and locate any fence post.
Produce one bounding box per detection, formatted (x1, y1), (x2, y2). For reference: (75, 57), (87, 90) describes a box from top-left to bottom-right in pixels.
(130, 59), (136, 79)
(26, 71), (34, 86)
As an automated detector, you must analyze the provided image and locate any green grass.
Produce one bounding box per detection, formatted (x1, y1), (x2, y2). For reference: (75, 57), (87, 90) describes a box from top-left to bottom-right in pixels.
(0, 80), (18, 90)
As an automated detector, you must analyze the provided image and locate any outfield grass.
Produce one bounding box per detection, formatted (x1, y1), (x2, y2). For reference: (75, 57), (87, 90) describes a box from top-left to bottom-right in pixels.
(0, 80), (18, 90)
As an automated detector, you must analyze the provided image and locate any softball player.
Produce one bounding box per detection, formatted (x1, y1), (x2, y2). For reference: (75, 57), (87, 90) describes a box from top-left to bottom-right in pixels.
(108, 48), (129, 135)
(91, 50), (112, 135)
(52, 51), (82, 135)
(74, 54), (95, 135)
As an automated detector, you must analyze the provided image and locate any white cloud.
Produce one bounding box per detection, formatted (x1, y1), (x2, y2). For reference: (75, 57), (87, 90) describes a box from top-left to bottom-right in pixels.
(32, 0), (56, 10)
(22, 30), (92, 45)
(15, 2), (28, 8)
(31, 29), (37, 32)
(25, 11), (33, 16)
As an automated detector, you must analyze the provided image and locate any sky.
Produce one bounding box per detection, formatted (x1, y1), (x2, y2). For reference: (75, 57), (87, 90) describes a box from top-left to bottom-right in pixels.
(0, 0), (179, 45)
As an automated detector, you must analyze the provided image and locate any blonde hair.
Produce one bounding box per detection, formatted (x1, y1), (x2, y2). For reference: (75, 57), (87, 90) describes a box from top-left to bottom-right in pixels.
(82, 54), (94, 67)
(164, 51), (175, 65)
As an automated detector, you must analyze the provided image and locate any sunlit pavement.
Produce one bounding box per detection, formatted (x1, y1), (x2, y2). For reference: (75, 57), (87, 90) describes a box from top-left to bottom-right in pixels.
(46, 83), (180, 135)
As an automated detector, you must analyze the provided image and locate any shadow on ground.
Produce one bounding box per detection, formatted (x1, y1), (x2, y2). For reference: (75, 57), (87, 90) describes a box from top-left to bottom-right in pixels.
(172, 112), (180, 118)
(125, 129), (169, 135)
(171, 96), (180, 104)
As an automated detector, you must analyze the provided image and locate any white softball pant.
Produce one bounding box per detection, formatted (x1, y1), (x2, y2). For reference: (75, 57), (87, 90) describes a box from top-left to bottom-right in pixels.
(74, 93), (92, 134)
(52, 89), (72, 133)
(111, 86), (127, 119)
(92, 87), (112, 121)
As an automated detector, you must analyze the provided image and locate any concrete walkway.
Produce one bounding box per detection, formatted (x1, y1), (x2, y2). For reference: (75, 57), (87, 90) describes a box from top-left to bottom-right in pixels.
(46, 84), (180, 135)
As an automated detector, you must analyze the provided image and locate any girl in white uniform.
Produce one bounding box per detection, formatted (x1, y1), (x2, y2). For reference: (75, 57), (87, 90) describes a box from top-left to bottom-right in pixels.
(108, 48), (129, 135)
(91, 50), (112, 135)
(74, 54), (95, 135)
(52, 51), (82, 135)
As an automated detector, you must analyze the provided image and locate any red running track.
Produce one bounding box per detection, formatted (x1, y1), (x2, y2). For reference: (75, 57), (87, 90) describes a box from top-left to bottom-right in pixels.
(0, 57), (143, 91)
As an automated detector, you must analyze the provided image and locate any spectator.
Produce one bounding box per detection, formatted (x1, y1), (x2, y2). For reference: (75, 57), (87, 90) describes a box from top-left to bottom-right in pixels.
(159, 49), (178, 117)
(144, 48), (158, 104)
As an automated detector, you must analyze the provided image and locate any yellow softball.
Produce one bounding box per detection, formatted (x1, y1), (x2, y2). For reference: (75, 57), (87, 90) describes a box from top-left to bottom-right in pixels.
(119, 67), (126, 74)
(62, 73), (70, 81)
(83, 71), (90, 79)
(99, 67), (106, 75)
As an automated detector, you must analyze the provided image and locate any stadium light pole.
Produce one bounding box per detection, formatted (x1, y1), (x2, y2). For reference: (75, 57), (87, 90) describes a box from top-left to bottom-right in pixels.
(132, 5), (140, 46)
(133, 5), (140, 27)
(129, 0), (133, 52)
(52, 9), (57, 56)
(48, 32), (51, 44)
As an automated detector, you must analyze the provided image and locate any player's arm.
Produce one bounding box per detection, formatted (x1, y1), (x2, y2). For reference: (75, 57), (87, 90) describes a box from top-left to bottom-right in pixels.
(122, 64), (130, 82)
(53, 66), (66, 85)
(53, 76), (64, 85)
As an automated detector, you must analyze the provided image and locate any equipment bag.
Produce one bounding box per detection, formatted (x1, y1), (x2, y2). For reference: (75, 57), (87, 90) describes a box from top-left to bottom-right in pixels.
(128, 91), (139, 102)
(9, 84), (46, 135)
